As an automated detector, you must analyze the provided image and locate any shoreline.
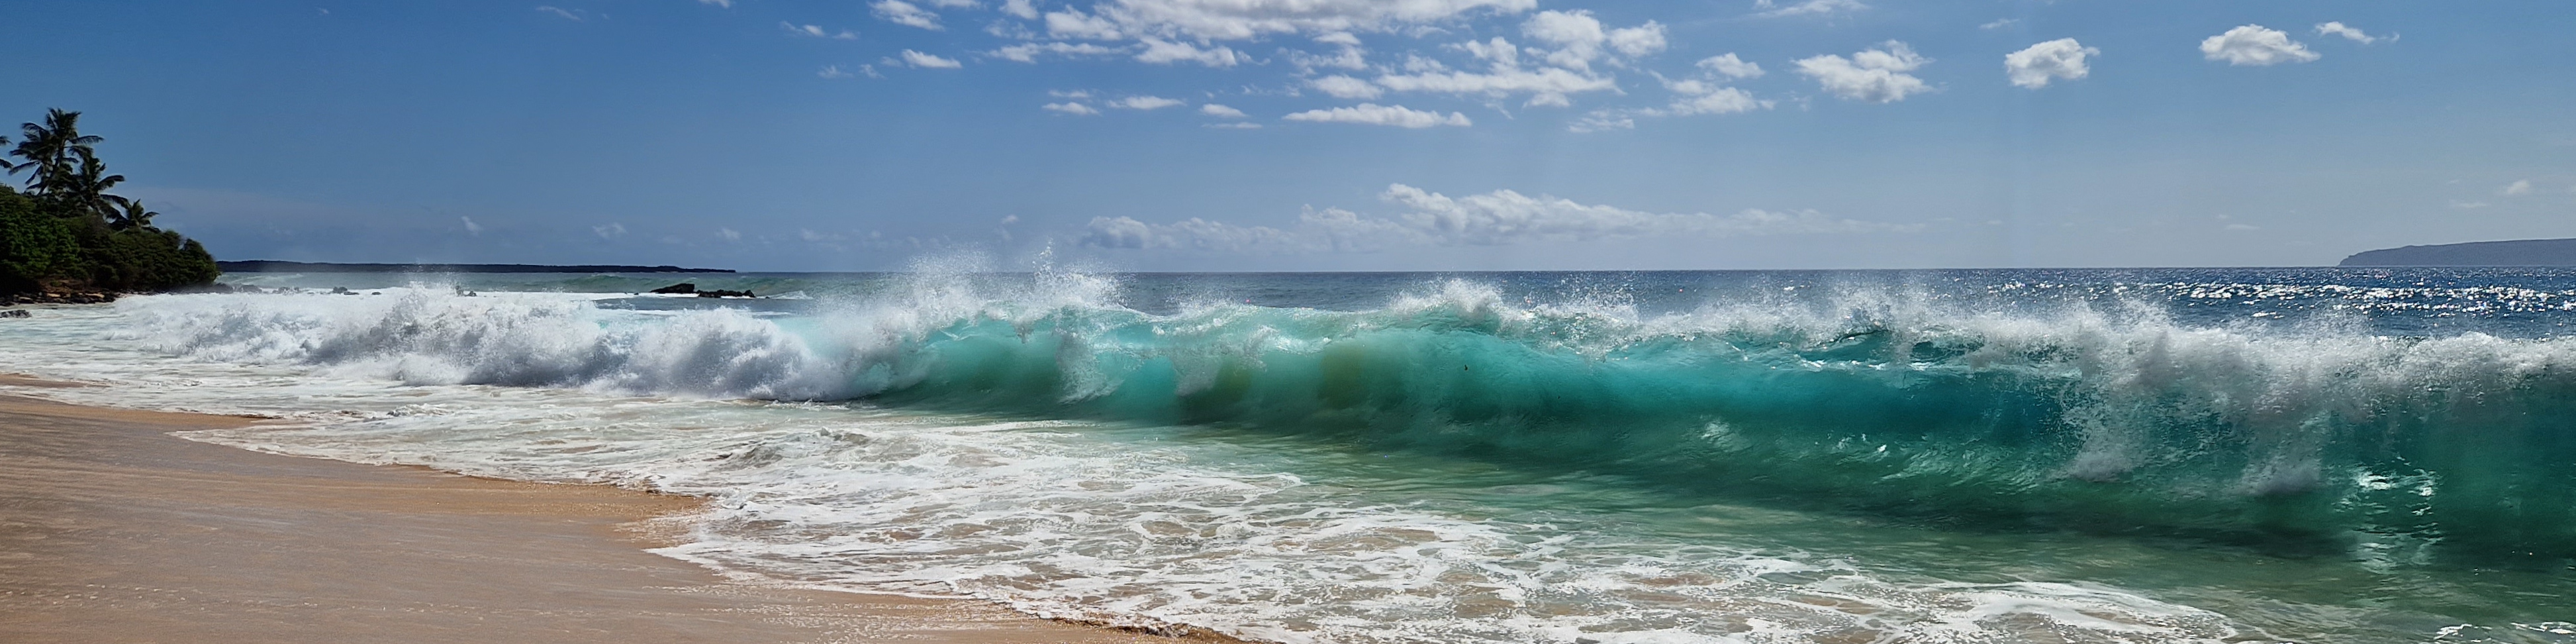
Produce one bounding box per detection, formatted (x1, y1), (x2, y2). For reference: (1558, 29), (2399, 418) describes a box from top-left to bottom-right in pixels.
(0, 378), (1239, 643)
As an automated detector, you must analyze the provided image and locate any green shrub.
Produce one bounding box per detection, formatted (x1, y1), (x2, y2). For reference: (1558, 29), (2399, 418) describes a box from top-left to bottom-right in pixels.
(0, 188), (81, 294)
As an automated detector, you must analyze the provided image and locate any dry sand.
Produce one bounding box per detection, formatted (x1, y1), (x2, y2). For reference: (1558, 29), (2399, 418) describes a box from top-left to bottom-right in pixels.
(0, 381), (1231, 643)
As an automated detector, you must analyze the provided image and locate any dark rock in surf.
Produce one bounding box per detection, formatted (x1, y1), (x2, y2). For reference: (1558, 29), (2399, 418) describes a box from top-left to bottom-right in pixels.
(0, 309), (28, 318)
(650, 283), (697, 294)
(694, 289), (755, 298)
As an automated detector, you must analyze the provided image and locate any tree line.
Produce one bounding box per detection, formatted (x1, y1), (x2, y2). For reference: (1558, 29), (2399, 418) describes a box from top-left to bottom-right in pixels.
(0, 109), (218, 301)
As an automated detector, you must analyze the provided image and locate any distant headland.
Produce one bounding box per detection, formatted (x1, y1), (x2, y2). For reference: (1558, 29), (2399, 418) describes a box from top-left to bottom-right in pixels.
(216, 260), (734, 274)
(2338, 239), (2576, 267)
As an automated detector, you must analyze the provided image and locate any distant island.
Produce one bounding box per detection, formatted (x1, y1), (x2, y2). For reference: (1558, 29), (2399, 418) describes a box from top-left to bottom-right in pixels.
(217, 260), (734, 274)
(2339, 239), (2576, 267)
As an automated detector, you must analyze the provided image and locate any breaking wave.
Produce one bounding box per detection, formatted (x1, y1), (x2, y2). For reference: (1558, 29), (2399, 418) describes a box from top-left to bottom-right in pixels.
(122, 274), (2576, 562)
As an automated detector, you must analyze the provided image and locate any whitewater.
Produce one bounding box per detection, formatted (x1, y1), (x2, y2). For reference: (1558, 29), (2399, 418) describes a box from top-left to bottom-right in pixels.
(4, 267), (2575, 643)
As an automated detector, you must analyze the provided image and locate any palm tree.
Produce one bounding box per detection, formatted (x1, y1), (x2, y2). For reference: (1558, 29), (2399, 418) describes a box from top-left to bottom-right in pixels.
(5, 109), (104, 199)
(111, 199), (158, 231)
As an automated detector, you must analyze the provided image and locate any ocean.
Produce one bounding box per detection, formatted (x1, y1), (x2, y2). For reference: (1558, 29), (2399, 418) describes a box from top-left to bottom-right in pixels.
(4, 266), (2574, 643)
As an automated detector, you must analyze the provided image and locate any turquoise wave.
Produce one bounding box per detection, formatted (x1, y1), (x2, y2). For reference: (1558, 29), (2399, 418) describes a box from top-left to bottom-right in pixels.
(843, 289), (2576, 563)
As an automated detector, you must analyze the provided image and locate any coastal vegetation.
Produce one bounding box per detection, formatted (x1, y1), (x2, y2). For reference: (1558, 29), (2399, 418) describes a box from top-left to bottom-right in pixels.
(0, 109), (217, 303)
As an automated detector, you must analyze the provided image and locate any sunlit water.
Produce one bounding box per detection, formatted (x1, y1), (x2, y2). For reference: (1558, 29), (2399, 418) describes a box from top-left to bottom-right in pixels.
(4, 267), (2575, 643)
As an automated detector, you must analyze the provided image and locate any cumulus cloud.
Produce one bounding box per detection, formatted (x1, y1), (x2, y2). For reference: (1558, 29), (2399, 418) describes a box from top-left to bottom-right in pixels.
(1200, 103), (1248, 117)
(1754, 0), (1866, 19)
(1044, 0), (1535, 42)
(2503, 180), (2533, 196)
(1308, 74), (1384, 99)
(873, 0), (945, 30)
(1282, 103), (1472, 128)
(1111, 95), (1186, 110)
(783, 22), (859, 39)
(896, 49), (963, 68)
(1080, 184), (1908, 252)
(1570, 52), (1771, 131)
(1279, 32), (1370, 72)
(1000, 0), (1037, 19)
(1043, 102), (1102, 115)
(2200, 25), (2320, 66)
(818, 64), (879, 79)
(1517, 11), (1663, 72)
(990, 42), (1128, 62)
(1134, 38), (1244, 66)
(1570, 85), (1767, 133)
(2003, 38), (2098, 89)
(1796, 40), (1932, 103)
(1697, 53), (1763, 79)
(2314, 21), (2393, 44)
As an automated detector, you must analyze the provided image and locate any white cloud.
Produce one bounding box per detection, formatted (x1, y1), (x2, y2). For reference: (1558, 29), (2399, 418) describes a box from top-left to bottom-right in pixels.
(2200, 25), (2320, 66)
(535, 5), (581, 21)
(1000, 0), (1038, 19)
(720, 227), (742, 241)
(1795, 40), (1932, 103)
(1045, 9), (1125, 38)
(698, 0), (734, 7)
(593, 223), (626, 239)
(460, 216), (483, 235)
(1282, 103), (1471, 128)
(990, 42), (1127, 62)
(2003, 38), (2098, 89)
(1979, 18), (2017, 30)
(1287, 42), (1370, 71)
(1523, 11), (1605, 60)
(818, 64), (867, 79)
(1753, 0), (1866, 19)
(1080, 184), (1907, 252)
(898, 50), (964, 68)
(1200, 103), (1248, 118)
(2450, 200), (2490, 209)
(2503, 180), (2533, 196)
(1697, 53), (1763, 79)
(1671, 87), (1764, 115)
(1374, 66), (1617, 106)
(1608, 22), (1668, 58)
(1044, 102), (1102, 115)
(1308, 74), (1384, 99)
(1134, 38), (1243, 66)
(1571, 85), (1768, 133)
(2314, 21), (2392, 45)
(1053, 0), (1534, 42)
(1515, 11), (1663, 72)
(873, 0), (945, 30)
(783, 22), (859, 39)
(1111, 95), (1186, 110)
(1205, 122), (1264, 129)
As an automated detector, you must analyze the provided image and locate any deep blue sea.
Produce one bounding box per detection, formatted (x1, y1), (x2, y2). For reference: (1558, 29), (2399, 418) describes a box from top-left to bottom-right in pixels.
(5, 267), (2574, 643)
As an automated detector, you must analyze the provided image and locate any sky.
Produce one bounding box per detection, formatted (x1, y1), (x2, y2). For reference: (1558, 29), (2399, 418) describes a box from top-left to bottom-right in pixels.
(3, 0), (2571, 272)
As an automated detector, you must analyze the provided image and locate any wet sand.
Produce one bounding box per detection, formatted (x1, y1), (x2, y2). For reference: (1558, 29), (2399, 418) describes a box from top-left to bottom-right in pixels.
(0, 382), (1221, 643)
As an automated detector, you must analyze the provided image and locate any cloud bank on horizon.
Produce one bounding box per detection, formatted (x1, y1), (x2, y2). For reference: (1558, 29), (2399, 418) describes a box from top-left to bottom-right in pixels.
(3, 1), (2566, 271)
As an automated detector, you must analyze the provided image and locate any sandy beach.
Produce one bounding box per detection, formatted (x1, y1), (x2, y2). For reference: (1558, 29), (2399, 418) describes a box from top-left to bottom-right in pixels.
(0, 377), (1217, 644)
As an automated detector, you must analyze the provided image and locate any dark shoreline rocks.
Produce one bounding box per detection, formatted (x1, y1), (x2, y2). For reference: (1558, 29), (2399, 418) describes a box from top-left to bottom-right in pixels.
(649, 283), (753, 298)
(0, 289), (119, 305)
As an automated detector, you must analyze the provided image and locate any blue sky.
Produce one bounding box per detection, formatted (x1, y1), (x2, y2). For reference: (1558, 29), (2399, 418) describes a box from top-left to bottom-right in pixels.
(3, 0), (2571, 271)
